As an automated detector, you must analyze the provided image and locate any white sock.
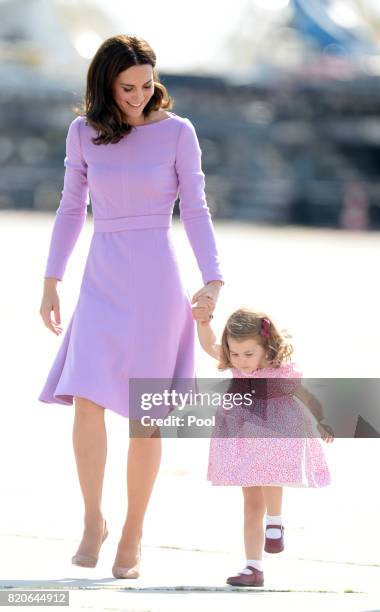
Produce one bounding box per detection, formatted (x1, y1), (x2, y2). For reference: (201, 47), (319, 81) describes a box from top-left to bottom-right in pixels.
(240, 559), (263, 574)
(265, 514), (282, 539)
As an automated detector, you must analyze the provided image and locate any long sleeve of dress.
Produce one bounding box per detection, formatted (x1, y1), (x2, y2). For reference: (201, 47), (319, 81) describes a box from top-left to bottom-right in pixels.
(175, 118), (224, 285)
(44, 117), (90, 280)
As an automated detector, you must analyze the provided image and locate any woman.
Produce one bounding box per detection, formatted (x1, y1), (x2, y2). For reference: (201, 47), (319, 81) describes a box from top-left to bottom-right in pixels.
(38, 35), (224, 579)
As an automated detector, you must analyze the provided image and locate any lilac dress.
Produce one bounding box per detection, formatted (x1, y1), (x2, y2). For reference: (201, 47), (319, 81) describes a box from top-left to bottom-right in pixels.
(38, 112), (224, 418)
(207, 362), (331, 487)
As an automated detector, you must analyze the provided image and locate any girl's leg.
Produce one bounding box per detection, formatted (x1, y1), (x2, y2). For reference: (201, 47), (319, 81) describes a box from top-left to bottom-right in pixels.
(262, 486), (283, 516)
(242, 486), (266, 559)
(113, 424), (162, 568)
(72, 396), (107, 557)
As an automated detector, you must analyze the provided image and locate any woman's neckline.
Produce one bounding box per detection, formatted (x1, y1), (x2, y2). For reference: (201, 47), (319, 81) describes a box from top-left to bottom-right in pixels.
(131, 112), (176, 129)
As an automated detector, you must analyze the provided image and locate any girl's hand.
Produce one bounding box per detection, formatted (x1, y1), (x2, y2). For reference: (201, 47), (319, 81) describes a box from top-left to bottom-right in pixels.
(317, 421), (335, 443)
(192, 303), (213, 326)
(191, 281), (222, 315)
(39, 282), (63, 336)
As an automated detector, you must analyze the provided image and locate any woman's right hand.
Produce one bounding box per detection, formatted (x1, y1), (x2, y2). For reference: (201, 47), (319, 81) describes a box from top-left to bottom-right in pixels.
(39, 278), (63, 336)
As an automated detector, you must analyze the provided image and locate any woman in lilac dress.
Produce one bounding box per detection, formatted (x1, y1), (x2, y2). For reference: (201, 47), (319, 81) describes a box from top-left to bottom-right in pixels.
(38, 35), (224, 578)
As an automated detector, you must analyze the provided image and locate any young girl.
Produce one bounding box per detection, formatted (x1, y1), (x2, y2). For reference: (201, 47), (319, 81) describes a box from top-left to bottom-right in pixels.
(192, 304), (334, 587)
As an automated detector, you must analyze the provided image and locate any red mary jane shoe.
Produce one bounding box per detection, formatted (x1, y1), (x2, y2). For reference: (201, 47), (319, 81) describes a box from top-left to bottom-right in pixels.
(264, 524), (285, 553)
(226, 565), (264, 587)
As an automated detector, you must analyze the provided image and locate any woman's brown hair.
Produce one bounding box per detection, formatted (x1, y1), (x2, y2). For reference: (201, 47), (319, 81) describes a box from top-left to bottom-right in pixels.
(217, 308), (294, 371)
(74, 34), (173, 145)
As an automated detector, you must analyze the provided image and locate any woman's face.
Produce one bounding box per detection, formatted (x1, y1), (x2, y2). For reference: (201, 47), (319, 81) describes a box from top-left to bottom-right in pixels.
(113, 64), (155, 121)
(228, 337), (268, 373)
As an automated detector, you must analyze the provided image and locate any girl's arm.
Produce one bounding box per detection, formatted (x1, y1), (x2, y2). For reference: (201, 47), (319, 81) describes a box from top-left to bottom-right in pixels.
(294, 384), (334, 442)
(192, 304), (221, 360)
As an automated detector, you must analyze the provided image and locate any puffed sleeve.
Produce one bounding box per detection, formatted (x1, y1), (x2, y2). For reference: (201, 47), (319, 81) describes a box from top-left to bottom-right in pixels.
(175, 118), (224, 285)
(44, 116), (90, 280)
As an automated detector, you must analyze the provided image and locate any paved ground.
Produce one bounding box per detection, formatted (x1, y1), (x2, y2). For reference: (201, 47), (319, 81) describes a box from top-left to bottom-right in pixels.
(1, 211), (379, 611)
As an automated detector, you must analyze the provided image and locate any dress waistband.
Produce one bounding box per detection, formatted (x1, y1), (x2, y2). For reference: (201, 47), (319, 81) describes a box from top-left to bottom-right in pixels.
(93, 213), (172, 233)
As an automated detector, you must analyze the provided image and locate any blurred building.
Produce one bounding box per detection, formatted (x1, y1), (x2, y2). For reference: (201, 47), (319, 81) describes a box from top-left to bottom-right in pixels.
(0, 0), (115, 210)
(1, 0), (380, 229)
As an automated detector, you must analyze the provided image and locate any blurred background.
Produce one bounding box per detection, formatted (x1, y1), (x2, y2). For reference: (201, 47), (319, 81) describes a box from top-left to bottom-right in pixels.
(2, 0), (380, 228)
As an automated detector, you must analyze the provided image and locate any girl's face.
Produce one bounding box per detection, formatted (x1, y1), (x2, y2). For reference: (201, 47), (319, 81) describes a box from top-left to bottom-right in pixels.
(228, 337), (268, 373)
(113, 64), (155, 122)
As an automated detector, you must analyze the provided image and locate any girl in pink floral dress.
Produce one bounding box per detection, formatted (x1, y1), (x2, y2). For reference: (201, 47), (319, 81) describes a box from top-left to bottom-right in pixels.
(192, 305), (334, 587)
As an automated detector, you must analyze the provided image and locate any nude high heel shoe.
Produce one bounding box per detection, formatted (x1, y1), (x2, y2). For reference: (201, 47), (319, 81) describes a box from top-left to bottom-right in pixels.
(71, 518), (108, 568)
(112, 542), (141, 579)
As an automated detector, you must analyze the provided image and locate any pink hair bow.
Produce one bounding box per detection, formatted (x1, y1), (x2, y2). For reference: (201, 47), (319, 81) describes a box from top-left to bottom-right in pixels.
(260, 317), (270, 338)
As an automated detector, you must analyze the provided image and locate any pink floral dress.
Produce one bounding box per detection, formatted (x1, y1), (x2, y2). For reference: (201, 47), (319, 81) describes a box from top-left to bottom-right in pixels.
(207, 362), (331, 487)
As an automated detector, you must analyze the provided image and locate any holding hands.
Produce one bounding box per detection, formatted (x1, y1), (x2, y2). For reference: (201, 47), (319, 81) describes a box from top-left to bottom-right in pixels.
(191, 280), (221, 325)
(192, 297), (214, 325)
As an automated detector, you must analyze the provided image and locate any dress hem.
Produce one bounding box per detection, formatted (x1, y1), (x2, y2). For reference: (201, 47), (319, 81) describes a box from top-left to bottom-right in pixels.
(207, 478), (331, 488)
(37, 389), (129, 419)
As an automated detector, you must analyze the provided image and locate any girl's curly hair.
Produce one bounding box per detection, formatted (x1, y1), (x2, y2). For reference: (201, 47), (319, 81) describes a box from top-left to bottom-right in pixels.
(217, 308), (294, 371)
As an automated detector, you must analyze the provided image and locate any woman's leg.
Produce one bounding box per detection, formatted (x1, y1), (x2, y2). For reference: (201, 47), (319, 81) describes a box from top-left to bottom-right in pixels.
(242, 486), (266, 559)
(113, 424), (161, 568)
(72, 396), (107, 557)
(262, 486), (283, 515)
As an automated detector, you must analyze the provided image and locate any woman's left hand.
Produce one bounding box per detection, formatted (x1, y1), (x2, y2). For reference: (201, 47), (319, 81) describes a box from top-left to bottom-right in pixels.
(191, 281), (223, 314)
